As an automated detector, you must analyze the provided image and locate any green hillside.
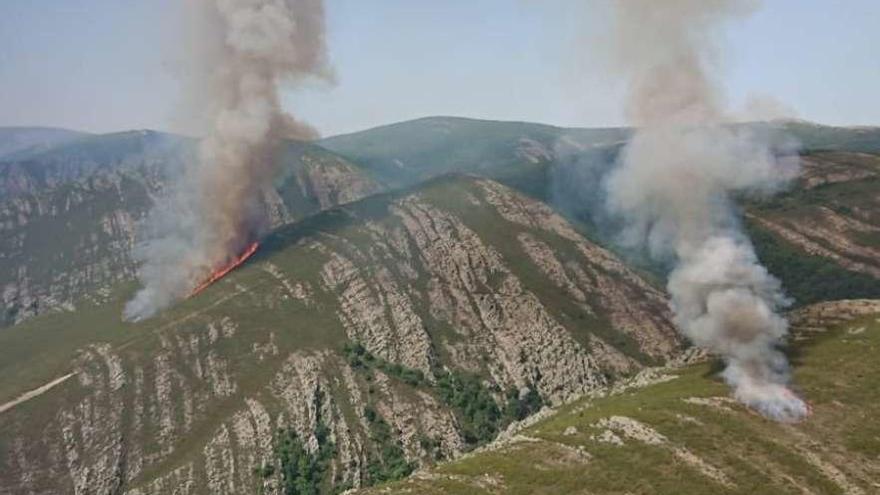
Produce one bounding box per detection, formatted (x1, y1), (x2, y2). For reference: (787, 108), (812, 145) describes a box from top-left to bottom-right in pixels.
(319, 117), (880, 196)
(0, 175), (680, 494)
(746, 150), (880, 306)
(4, 118), (877, 329)
(321, 117), (880, 307)
(781, 121), (880, 153)
(0, 135), (377, 327)
(320, 116), (628, 192)
(0, 127), (88, 160)
(356, 302), (880, 495)
(0, 117), (878, 494)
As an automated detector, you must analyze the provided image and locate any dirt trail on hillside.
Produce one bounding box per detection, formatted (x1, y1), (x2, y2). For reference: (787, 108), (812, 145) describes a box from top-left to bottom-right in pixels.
(0, 277), (268, 416)
(0, 372), (76, 415)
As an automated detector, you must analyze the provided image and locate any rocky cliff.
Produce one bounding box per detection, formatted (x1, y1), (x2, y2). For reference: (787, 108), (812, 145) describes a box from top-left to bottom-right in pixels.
(353, 300), (880, 495)
(748, 151), (880, 278)
(1, 118), (878, 494)
(0, 176), (680, 494)
(0, 137), (378, 327)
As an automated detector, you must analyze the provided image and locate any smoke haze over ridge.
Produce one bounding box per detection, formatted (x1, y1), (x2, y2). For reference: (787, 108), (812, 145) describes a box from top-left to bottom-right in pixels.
(124, 0), (332, 320)
(601, 0), (808, 421)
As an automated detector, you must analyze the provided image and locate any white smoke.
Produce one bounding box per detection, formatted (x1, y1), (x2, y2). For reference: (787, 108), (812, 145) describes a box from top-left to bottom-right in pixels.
(602, 0), (808, 421)
(124, 0), (332, 321)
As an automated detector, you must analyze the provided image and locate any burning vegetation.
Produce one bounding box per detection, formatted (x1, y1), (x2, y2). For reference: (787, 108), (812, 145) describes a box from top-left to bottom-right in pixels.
(189, 241), (260, 298)
(124, 0), (332, 321)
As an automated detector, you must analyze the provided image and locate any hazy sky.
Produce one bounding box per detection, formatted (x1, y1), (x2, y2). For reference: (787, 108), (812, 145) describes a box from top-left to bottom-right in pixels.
(1, 0), (878, 136)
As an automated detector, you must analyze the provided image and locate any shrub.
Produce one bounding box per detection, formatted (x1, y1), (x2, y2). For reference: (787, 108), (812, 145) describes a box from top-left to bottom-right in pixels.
(267, 390), (337, 495)
(363, 406), (415, 483)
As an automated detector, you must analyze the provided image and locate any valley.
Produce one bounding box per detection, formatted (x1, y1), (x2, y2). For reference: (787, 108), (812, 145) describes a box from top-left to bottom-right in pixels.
(0, 118), (878, 494)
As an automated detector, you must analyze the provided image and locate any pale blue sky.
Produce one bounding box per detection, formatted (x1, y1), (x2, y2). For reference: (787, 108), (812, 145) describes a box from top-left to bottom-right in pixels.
(1, 0), (878, 136)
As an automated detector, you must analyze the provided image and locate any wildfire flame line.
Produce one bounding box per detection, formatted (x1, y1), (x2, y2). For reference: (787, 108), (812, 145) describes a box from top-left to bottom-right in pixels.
(188, 242), (259, 298)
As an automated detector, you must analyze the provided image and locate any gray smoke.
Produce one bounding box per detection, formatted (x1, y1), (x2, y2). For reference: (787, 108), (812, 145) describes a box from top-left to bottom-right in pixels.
(602, 0), (808, 421)
(124, 0), (332, 321)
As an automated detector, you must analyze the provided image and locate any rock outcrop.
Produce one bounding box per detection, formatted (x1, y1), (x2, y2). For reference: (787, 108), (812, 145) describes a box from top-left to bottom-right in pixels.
(0, 176), (680, 494)
(0, 140), (378, 327)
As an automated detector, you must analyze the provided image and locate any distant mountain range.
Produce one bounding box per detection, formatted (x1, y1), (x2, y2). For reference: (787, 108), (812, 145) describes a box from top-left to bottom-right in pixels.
(0, 127), (89, 161)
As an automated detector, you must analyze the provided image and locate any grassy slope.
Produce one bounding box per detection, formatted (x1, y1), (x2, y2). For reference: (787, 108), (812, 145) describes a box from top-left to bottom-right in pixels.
(319, 117), (880, 194)
(748, 221), (880, 306)
(4, 119), (876, 329)
(0, 135), (375, 327)
(320, 116), (627, 190)
(1, 119), (878, 491)
(0, 174), (678, 493)
(745, 150), (880, 306)
(319, 117), (880, 299)
(359, 312), (880, 495)
(781, 121), (880, 153)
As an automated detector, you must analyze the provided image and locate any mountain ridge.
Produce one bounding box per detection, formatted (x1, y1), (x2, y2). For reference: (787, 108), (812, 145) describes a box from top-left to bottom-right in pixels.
(0, 127), (89, 161)
(0, 174), (683, 493)
(3, 117), (879, 327)
(352, 299), (880, 495)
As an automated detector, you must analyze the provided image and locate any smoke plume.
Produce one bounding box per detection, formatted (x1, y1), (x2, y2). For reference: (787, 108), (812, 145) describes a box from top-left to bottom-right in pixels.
(602, 0), (808, 421)
(124, 0), (332, 321)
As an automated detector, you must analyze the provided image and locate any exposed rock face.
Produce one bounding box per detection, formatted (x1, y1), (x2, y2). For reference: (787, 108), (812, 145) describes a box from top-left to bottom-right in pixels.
(0, 142), (378, 327)
(515, 137), (554, 164)
(0, 176), (679, 494)
(799, 152), (879, 190)
(321, 249), (434, 375)
(788, 299), (880, 333)
(748, 150), (880, 280)
(751, 210), (880, 278)
(2, 120), (877, 494)
(392, 196), (604, 401)
(294, 152), (379, 210)
(478, 179), (677, 361)
(353, 300), (880, 495)
(0, 130), (174, 199)
(0, 171), (149, 326)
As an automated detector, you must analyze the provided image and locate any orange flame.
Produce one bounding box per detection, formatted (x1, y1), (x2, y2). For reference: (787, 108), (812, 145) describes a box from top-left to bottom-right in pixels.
(189, 242), (259, 298)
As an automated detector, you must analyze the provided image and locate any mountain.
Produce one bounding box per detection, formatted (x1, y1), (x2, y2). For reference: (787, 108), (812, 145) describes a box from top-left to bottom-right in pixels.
(320, 117), (880, 197)
(320, 116), (629, 195)
(322, 117), (880, 305)
(780, 120), (880, 154)
(0, 130), (186, 198)
(0, 133), (378, 327)
(353, 299), (880, 495)
(0, 117), (878, 494)
(0, 127), (88, 161)
(5, 118), (877, 329)
(0, 175), (681, 494)
(747, 149), (880, 305)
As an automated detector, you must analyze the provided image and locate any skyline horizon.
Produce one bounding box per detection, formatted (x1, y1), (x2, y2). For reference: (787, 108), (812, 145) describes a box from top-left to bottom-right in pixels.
(2, 113), (876, 139)
(2, 1), (879, 136)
